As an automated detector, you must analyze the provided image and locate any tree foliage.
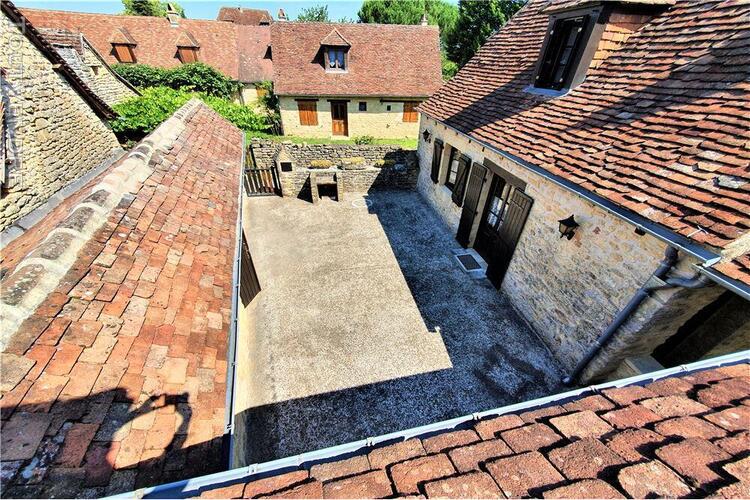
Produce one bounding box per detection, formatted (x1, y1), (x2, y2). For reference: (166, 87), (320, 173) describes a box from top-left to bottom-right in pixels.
(122, 0), (185, 17)
(111, 87), (268, 140)
(357, 0), (458, 49)
(112, 62), (240, 99)
(446, 0), (524, 67)
(296, 4), (330, 22)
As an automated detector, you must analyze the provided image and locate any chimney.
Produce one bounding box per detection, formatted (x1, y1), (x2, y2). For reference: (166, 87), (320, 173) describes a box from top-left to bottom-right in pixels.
(277, 8), (287, 21)
(166, 2), (180, 26)
(420, 13), (428, 26)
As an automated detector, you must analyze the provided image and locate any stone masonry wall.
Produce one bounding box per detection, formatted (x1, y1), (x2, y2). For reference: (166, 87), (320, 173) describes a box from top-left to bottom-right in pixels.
(80, 40), (138, 106)
(0, 12), (122, 232)
(249, 139), (418, 199)
(417, 115), (725, 383)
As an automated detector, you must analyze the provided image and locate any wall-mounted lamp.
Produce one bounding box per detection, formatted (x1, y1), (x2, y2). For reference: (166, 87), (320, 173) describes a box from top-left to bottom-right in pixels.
(422, 129), (432, 143)
(558, 215), (579, 240)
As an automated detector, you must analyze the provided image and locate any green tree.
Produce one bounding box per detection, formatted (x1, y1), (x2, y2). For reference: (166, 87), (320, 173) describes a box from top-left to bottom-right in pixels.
(357, 0), (458, 49)
(296, 4), (330, 22)
(446, 0), (524, 67)
(122, 0), (185, 17)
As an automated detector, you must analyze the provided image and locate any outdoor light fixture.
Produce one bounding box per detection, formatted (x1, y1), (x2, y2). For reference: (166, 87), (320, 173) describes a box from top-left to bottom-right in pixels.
(558, 215), (579, 240)
(422, 129), (432, 143)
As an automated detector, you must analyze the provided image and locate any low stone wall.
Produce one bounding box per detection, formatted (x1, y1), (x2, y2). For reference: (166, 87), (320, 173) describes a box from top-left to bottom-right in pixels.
(249, 139), (419, 199)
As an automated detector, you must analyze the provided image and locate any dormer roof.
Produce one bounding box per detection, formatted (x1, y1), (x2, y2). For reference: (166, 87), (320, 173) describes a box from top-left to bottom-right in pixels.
(542, 0), (676, 13)
(320, 28), (350, 47)
(108, 26), (136, 45)
(175, 29), (199, 48)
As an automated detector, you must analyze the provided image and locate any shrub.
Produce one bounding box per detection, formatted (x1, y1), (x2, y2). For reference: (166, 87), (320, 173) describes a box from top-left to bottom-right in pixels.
(374, 159), (396, 168)
(353, 135), (375, 145)
(112, 63), (240, 99)
(111, 87), (268, 141)
(309, 159), (334, 169)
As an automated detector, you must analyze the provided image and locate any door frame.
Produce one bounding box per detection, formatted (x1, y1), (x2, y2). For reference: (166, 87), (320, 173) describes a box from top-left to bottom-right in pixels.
(329, 100), (349, 137)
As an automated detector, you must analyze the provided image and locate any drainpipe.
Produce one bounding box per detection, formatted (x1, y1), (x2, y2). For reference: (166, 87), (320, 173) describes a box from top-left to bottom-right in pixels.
(562, 246), (712, 386)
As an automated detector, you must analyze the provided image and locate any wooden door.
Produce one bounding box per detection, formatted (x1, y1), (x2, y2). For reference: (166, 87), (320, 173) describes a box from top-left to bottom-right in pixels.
(456, 162), (487, 247)
(330, 101), (348, 136)
(475, 174), (533, 288)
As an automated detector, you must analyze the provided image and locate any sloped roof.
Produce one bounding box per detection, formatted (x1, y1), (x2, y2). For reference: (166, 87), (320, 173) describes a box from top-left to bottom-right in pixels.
(237, 25), (273, 83)
(1, 1), (115, 120)
(0, 100), (244, 497)
(21, 8), (246, 80)
(175, 30), (200, 48)
(217, 6), (272, 25)
(420, 0), (750, 274)
(271, 22), (443, 98)
(320, 28), (350, 47)
(165, 360), (750, 498)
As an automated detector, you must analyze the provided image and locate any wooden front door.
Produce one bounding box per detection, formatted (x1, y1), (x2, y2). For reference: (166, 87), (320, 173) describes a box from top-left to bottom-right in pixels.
(474, 174), (534, 288)
(330, 101), (348, 136)
(456, 162), (487, 247)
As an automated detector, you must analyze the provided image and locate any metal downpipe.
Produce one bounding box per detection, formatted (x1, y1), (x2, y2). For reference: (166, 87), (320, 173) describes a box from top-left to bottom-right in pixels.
(562, 246), (681, 386)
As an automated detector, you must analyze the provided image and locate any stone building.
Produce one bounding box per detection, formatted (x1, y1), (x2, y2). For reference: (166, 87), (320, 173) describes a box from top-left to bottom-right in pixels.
(271, 22), (443, 139)
(0, 0), (122, 233)
(38, 28), (138, 106)
(21, 7), (273, 107)
(416, 0), (749, 383)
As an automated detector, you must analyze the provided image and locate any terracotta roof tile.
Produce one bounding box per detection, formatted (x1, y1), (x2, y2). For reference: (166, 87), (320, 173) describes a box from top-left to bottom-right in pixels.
(187, 363), (750, 499)
(216, 7), (272, 26)
(420, 0), (750, 282)
(270, 22), (443, 97)
(0, 101), (243, 497)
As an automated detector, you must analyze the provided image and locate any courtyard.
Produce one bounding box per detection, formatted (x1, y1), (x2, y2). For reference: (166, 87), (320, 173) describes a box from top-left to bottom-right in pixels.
(238, 190), (563, 463)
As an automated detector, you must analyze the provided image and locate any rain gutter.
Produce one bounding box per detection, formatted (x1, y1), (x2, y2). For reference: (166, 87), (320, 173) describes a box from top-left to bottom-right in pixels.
(119, 349), (750, 499)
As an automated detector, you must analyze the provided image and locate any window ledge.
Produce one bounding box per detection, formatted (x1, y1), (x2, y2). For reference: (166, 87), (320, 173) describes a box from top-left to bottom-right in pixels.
(522, 85), (569, 98)
(325, 69), (348, 74)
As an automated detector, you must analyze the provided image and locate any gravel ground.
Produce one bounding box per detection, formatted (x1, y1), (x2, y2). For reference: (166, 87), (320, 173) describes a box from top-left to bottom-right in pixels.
(240, 190), (563, 463)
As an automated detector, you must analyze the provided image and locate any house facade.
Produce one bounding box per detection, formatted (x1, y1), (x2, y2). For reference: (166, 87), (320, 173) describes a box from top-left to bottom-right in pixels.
(271, 22), (443, 139)
(417, 0), (750, 383)
(0, 1), (122, 232)
(21, 8), (273, 107)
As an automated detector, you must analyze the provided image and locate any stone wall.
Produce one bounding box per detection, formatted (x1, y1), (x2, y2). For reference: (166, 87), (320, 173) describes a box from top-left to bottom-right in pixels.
(249, 138), (418, 199)
(0, 12), (122, 232)
(80, 39), (138, 106)
(278, 96), (421, 139)
(417, 114), (728, 383)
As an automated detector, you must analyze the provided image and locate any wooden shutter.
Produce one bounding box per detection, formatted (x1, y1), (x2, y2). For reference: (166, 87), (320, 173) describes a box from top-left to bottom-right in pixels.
(297, 100), (318, 126)
(430, 139), (443, 183)
(500, 188), (534, 245)
(0, 98), (5, 188)
(178, 47), (198, 63)
(456, 162), (487, 247)
(403, 102), (418, 123)
(113, 44), (135, 63)
(240, 233), (261, 306)
(451, 154), (471, 207)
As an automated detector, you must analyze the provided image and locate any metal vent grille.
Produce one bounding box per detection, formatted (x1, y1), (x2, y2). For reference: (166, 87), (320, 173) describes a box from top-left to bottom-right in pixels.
(456, 253), (481, 271)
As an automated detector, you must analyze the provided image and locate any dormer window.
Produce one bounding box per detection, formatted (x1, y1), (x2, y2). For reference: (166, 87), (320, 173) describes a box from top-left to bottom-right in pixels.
(112, 43), (136, 63)
(535, 15), (589, 90)
(326, 47), (347, 71)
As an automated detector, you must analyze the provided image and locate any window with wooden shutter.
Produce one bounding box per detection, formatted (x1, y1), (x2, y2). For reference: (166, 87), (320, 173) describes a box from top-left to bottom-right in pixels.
(112, 43), (136, 63)
(177, 47), (199, 64)
(451, 154), (471, 207)
(297, 100), (318, 126)
(430, 139), (443, 183)
(0, 97), (5, 189)
(403, 102), (418, 123)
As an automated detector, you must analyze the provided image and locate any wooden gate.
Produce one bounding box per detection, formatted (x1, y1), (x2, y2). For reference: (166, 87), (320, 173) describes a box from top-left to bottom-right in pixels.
(456, 162), (487, 247)
(240, 233), (261, 306)
(244, 166), (280, 196)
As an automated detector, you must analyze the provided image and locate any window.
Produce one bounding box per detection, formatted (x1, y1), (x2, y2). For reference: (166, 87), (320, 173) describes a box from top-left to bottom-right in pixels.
(535, 15), (589, 90)
(484, 179), (514, 234)
(403, 102), (418, 123)
(177, 46), (199, 64)
(386, 105), (392, 111)
(297, 100), (318, 126)
(112, 43), (136, 63)
(444, 147), (459, 189)
(326, 47), (346, 71)
(358, 102), (367, 112)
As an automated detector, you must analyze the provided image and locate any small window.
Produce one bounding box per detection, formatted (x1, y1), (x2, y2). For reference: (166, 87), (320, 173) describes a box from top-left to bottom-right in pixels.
(297, 100), (318, 126)
(112, 43), (136, 63)
(386, 105), (392, 111)
(280, 161), (293, 172)
(177, 47), (199, 64)
(326, 47), (347, 71)
(535, 15), (589, 90)
(403, 102), (418, 123)
(358, 101), (367, 112)
(444, 147), (459, 189)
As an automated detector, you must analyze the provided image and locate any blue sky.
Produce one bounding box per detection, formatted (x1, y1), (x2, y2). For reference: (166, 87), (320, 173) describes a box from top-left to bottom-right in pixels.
(14, 0), (378, 21)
